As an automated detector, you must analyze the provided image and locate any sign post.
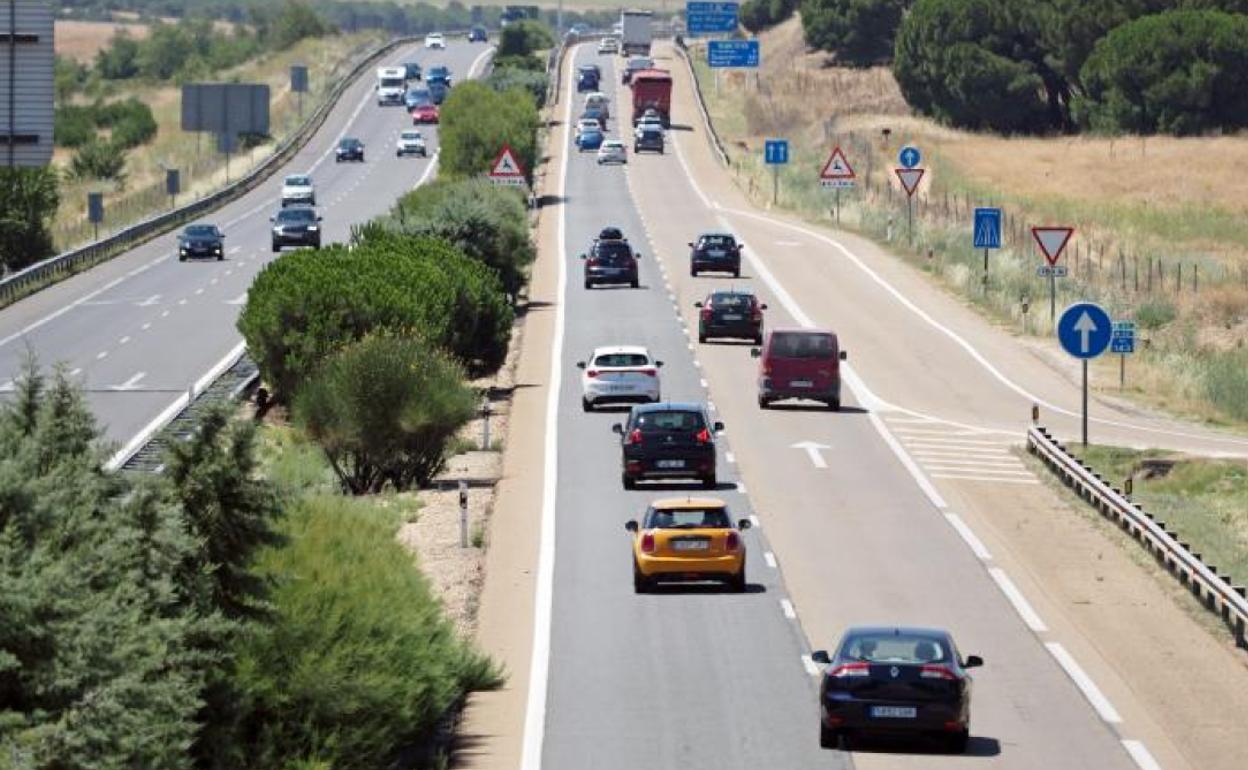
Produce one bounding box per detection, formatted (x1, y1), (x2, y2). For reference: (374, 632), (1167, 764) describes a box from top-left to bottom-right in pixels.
(1057, 301), (1113, 446)
(87, 192), (103, 241)
(1032, 226), (1075, 323)
(165, 168), (180, 209)
(894, 168), (924, 244)
(1111, 320), (1136, 391)
(973, 207), (1002, 291)
(820, 146), (855, 224)
(488, 144), (527, 187)
(764, 138), (788, 205)
(290, 64), (309, 119)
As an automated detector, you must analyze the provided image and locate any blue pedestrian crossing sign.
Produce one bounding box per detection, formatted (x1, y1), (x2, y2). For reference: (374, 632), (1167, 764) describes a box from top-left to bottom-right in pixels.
(764, 139), (789, 165)
(1057, 302), (1113, 359)
(899, 145), (921, 169)
(1111, 321), (1136, 354)
(974, 208), (1002, 249)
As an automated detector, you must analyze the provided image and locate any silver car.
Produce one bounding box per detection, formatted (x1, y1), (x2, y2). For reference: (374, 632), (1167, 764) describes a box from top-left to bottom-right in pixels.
(597, 139), (627, 165)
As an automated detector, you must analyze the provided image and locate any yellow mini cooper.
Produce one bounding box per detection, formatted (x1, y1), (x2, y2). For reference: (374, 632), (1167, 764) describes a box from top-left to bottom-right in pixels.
(625, 497), (752, 593)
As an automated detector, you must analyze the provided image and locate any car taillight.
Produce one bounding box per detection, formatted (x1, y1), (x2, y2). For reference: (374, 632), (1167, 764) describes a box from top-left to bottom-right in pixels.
(586, 369), (599, 378)
(640, 533), (655, 553)
(695, 428), (711, 444)
(588, 257), (602, 267)
(700, 308), (712, 322)
(640, 368), (657, 377)
(829, 662), (870, 678)
(762, 361), (773, 375)
(920, 665), (957, 680)
(626, 429), (642, 445)
(725, 531), (740, 551)
(752, 306), (763, 322)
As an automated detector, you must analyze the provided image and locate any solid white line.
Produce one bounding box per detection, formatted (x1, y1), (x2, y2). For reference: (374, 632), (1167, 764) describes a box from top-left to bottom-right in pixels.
(1121, 740), (1163, 770)
(780, 598), (796, 619)
(801, 655), (820, 676)
(868, 412), (948, 508)
(0, 275), (125, 349)
(519, 41), (573, 770)
(892, 430), (1002, 443)
(707, 399), (716, 411)
(988, 567), (1048, 632)
(944, 513), (992, 561)
(903, 439), (1015, 451)
(914, 456), (1023, 469)
(911, 447), (1015, 458)
(1046, 642), (1123, 724)
(0, 379), (12, 392)
(931, 474), (1040, 484)
(883, 416), (938, 424)
(763, 551), (777, 568)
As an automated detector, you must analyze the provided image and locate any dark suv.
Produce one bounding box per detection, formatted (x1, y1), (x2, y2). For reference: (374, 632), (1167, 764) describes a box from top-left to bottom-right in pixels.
(468, 26), (488, 42)
(696, 290), (766, 343)
(581, 230), (640, 288)
(335, 137), (365, 162)
(176, 223), (224, 261)
(689, 232), (742, 276)
(270, 206), (322, 252)
(634, 126), (664, 154)
(613, 403), (723, 489)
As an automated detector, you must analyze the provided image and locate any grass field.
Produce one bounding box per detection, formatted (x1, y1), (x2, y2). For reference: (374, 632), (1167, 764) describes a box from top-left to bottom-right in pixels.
(688, 16), (1248, 429)
(55, 20), (151, 62)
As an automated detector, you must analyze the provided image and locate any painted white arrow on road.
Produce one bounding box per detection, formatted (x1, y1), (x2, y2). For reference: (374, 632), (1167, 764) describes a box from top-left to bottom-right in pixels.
(1073, 311), (1098, 354)
(791, 441), (831, 469)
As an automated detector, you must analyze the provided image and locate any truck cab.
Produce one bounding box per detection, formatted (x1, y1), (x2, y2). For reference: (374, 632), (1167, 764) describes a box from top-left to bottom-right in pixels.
(376, 66), (407, 106)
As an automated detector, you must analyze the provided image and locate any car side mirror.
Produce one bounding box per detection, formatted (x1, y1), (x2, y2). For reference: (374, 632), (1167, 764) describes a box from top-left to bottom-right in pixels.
(839, 350), (848, 361)
(317, 216), (323, 222)
(759, 303), (767, 310)
(635, 253), (642, 258)
(737, 518), (751, 530)
(964, 655), (983, 668)
(811, 650), (831, 665)
(576, 361), (586, 369)
(693, 301), (703, 308)
(612, 423), (623, 434)
(713, 421), (724, 432)
(750, 348), (761, 358)
(625, 520), (638, 533)
(687, 242), (695, 248)
(268, 216), (275, 222)
(655, 360), (664, 367)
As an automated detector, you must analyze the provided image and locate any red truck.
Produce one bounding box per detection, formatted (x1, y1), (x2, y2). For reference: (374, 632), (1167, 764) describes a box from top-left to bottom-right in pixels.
(630, 69), (672, 127)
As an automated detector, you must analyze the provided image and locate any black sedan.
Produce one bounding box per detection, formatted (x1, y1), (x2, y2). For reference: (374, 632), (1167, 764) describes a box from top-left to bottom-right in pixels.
(270, 206), (322, 252)
(176, 223), (224, 261)
(335, 137), (365, 162)
(468, 25), (488, 43)
(696, 290), (766, 343)
(581, 234), (639, 289)
(812, 626), (981, 753)
(612, 402), (723, 489)
(689, 231), (742, 276)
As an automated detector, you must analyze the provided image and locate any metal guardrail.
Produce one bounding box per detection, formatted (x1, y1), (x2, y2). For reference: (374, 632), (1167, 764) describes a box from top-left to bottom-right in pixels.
(1027, 423), (1248, 646)
(0, 32), (439, 310)
(673, 37), (730, 167)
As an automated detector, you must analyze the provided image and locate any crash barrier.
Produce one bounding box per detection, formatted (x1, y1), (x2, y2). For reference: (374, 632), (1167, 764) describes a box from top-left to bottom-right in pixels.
(673, 37), (730, 167)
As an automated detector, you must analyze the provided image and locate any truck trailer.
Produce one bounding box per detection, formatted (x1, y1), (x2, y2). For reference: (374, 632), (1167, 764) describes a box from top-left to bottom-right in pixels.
(620, 9), (653, 57)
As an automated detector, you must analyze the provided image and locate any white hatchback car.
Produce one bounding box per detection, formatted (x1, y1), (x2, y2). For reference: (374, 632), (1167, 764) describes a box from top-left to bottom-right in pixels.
(598, 37), (619, 54)
(597, 139), (627, 164)
(425, 32), (446, 49)
(280, 174), (315, 207)
(577, 346), (663, 411)
(396, 129), (427, 157)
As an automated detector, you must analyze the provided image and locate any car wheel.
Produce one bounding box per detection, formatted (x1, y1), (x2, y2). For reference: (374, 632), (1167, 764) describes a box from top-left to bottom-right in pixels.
(698, 332), (707, 343)
(733, 268), (740, 278)
(634, 144), (640, 152)
(314, 241), (321, 250)
(701, 474), (716, 490)
(828, 398), (841, 412)
(271, 243), (280, 253)
(622, 474), (636, 490)
(581, 397), (593, 412)
(583, 279), (592, 289)
(178, 254), (186, 262)
(217, 254), (224, 261)
(630, 278), (639, 289)
(945, 730), (969, 754)
(754, 333), (764, 345)
(633, 562), (650, 593)
(690, 266), (698, 276)
(819, 723), (838, 750)
(758, 394), (770, 409)
(728, 568), (746, 593)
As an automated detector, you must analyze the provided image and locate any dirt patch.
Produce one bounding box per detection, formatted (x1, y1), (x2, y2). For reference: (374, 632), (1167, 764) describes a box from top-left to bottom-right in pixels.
(56, 20), (150, 62)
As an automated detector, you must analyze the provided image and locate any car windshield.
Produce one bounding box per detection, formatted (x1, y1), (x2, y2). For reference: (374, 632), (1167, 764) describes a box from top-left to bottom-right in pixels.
(594, 353), (649, 367)
(603, 141), (623, 149)
(646, 507), (731, 529)
(770, 332), (835, 359)
(401, 131), (422, 140)
(381, 77), (404, 88)
(709, 293), (750, 308)
(840, 633), (950, 664)
(629, 58), (653, 70)
(340, 139), (360, 148)
(285, 175), (310, 187)
(185, 225), (216, 237)
(429, 67), (449, 77)
(642, 130), (662, 139)
(635, 410), (704, 432)
(700, 235), (736, 249)
(277, 208), (315, 223)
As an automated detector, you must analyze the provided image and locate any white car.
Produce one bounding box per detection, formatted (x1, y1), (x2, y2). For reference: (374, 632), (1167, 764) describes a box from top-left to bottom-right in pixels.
(425, 32), (446, 49)
(575, 118), (601, 138)
(396, 129), (427, 157)
(598, 37), (619, 54)
(577, 346), (663, 411)
(635, 115), (664, 136)
(597, 139), (627, 165)
(280, 173), (315, 207)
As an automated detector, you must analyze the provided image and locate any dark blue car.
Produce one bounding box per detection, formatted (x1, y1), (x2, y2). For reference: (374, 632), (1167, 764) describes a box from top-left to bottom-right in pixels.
(576, 128), (604, 152)
(577, 65), (600, 92)
(428, 81), (449, 104)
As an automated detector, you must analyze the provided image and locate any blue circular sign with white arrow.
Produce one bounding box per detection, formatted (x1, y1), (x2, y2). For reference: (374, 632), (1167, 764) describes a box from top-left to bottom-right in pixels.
(1057, 302), (1113, 359)
(899, 145), (921, 169)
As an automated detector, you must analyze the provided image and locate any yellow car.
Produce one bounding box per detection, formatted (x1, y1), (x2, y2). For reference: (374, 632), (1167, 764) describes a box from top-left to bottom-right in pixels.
(625, 497), (751, 593)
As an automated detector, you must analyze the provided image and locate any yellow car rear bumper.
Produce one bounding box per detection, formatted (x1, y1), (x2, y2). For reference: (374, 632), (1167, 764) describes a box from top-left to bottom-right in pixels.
(635, 552), (743, 577)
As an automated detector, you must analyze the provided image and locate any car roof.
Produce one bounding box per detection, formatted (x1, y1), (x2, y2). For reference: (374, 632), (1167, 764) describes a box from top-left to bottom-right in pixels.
(602, 139), (624, 146)
(632, 402), (705, 414)
(770, 327), (834, 336)
(840, 625), (953, 641)
(592, 345), (649, 356)
(698, 231), (735, 238)
(650, 497), (727, 510)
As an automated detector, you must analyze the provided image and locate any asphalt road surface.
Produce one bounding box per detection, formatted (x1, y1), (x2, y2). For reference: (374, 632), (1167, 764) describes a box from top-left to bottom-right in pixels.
(0, 39), (492, 449)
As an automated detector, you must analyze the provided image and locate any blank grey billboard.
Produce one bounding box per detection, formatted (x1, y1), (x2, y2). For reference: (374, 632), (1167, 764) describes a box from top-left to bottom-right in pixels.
(0, 0), (54, 167)
(181, 83), (271, 136)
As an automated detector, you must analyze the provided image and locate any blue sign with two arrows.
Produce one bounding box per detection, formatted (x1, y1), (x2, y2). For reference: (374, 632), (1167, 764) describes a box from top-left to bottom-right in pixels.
(686, 2), (739, 35)
(974, 208), (1002, 249)
(708, 39), (760, 68)
(764, 139), (788, 165)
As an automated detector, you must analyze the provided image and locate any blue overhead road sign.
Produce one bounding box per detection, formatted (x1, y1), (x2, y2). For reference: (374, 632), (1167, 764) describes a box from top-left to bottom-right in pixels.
(764, 139), (788, 165)
(974, 208), (1002, 249)
(899, 145), (921, 169)
(686, 2), (738, 35)
(1057, 302), (1113, 359)
(708, 40), (760, 68)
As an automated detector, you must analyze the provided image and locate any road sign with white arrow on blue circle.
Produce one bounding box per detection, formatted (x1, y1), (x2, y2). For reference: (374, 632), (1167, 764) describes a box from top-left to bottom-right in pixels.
(1057, 302), (1112, 359)
(899, 145), (921, 169)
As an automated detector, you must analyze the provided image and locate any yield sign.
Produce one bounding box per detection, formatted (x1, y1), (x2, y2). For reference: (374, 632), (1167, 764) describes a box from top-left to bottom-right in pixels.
(1031, 226), (1074, 266)
(489, 144), (526, 184)
(895, 167), (924, 197)
(820, 146), (855, 188)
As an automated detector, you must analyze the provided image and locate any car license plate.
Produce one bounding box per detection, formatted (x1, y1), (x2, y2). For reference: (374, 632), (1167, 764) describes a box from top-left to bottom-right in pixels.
(606, 385), (631, 392)
(672, 540), (709, 551)
(790, 379), (813, 388)
(870, 706), (917, 719)
(656, 459), (685, 469)
(721, 314), (742, 321)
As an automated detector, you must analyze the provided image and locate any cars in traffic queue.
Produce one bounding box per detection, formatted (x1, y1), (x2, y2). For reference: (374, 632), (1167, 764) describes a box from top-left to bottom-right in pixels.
(404, 88), (429, 109)
(577, 346), (662, 411)
(688, 231), (742, 276)
(428, 81), (450, 105)
(581, 230), (639, 288)
(280, 173), (315, 207)
(575, 126), (605, 152)
(335, 137), (365, 162)
(411, 102), (439, 124)
(635, 109), (664, 133)
(622, 55), (654, 84)
(270, 206), (322, 252)
(633, 125), (664, 154)
(176, 223), (224, 261)
(612, 402), (722, 489)
(625, 498), (751, 593)
(584, 91), (610, 120)
(630, 69), (672, 126)
(402, 60), (422, 80)
(425, 32), (446, 49)
(597, 36), (619, 54)
(396, 129), (428, 157)
(752, 328), (847, 410)
(581, 104), (608, 129)
(576, 64), (601, 92)
(597, 139), (627, 165)
(811, 626), (981, 752)
(426, 65), (452, 87)
(574, 118), (601, 138)
(468, 25), (488, 42)
(696, 290), (766, 344)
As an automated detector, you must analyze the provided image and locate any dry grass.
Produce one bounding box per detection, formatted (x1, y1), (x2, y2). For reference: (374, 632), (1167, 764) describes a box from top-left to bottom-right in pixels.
(55, 20), (151, 63)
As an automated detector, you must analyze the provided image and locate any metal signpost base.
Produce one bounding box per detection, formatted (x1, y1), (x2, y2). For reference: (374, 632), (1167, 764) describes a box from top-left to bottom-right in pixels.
(1082, 359), (1089, 447)
(982, 248), (989, 292)
(1049, 274), (1056, 324)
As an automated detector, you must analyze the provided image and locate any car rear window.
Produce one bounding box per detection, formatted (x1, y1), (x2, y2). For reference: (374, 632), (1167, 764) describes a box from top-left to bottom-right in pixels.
(700, 235), (736, 248)
(594, 241), (633, 260)
(635, 410), (704, 432)
(769, 332), (836, 359)
(646, 507), (731, 529)
(709, 293), (750, 308)
(839, 633), (949, 664)
(594, 353), (649, 367)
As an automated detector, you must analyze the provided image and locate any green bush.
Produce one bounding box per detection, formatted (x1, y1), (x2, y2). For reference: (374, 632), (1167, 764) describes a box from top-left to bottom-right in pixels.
(0, 167), (59, 273)
(220, 493), (500, 768)
(491, 52), (546, 72)
(439, 81), (539, 184)
(53, 105), (95, 147)
(487, 65), (549, 108)
(497, 19), (554, 58)
(1076, 9), (1248, 135)
(69, 138), (126, 182)
(1135, 298), (1177, 330)
(295, 335), (477, 493)
(1203, 349), (1248, 422)
(800, 0), (909, 64)
(98, 97), (158, 149)
(237, 234), (512, 401)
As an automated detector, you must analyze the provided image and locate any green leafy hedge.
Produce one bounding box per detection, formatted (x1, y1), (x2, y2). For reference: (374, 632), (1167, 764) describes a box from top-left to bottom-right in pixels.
(438, 80), (539, 184)
(800, 0), (911, 65)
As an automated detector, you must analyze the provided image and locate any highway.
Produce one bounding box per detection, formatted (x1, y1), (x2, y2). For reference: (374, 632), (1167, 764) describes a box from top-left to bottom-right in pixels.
(0, 39), (493, 449)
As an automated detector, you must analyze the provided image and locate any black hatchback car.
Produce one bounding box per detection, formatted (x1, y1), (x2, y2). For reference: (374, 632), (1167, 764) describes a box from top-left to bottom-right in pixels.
(613, 402), (723, 489)
(469, 25), (488, 42)
(581, 233), (639, 288)
(634, 126), (664, 154)
(696, 290), (766, 343)
(689, 231), (742, 276)
(335, 137), (365, 162)
(270, 206), (322, 252)
(176, 223), (224, 261)
(577, 65), (601, 92)
(812, 626), (982, 753)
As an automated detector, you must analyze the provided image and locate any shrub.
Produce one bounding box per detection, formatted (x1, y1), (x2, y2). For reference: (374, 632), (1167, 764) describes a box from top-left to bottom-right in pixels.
(439, 81), (539, 183)
(237, 235), (512, 401)
(492, 52), (546, 72)
(54, 105), (95, 147)
(801, 0), (908, 63)
(497, 19), (553, 58)
(98, 97), (158, 149)
(487, 65), (549, 108)
(0, 167), (59, 272)
(295, 335), (477, 493)
(1135, 299), (1177, 330)
(220, 494), (500, 768)
(69, 138), (126, 182)
(1203, 349), (1248, 422)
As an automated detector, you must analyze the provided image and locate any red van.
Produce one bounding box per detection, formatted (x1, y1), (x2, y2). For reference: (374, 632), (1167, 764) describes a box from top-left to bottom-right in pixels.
(751, 329), (848, 410)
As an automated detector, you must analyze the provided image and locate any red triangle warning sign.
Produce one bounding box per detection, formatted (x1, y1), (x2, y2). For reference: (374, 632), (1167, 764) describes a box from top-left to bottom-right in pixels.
(895, 167), (924, 196)
(1031, 226), (1074, 266)
(820, 147), (855, 189)
(489, 144), (525, 180)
